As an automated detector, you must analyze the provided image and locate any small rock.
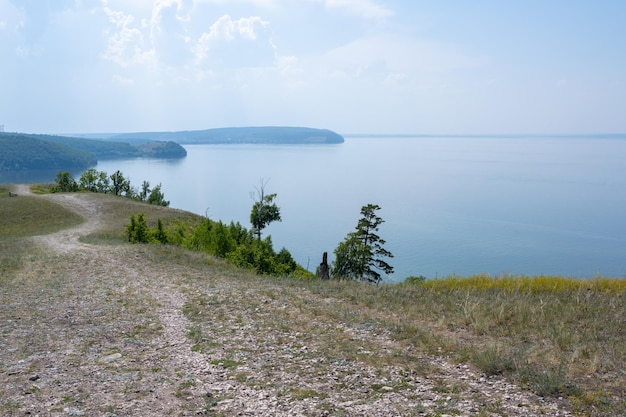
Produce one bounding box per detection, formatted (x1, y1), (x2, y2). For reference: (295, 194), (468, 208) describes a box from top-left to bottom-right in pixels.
(29, 375), (40, 381)
(101, 353), (122, 363)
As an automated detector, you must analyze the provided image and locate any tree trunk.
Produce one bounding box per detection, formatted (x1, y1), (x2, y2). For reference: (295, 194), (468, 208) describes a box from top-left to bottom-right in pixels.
(318, 252), (330, 280)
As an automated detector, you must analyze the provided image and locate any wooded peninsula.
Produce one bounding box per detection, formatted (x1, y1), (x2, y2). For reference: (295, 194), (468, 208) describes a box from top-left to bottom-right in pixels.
(0, 132), (186, 172)
(108, 126), (345, 144)
(0, 127), (344, 172)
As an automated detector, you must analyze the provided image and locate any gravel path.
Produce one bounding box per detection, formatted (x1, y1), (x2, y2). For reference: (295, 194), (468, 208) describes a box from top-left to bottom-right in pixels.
(0, 188), (572, 416)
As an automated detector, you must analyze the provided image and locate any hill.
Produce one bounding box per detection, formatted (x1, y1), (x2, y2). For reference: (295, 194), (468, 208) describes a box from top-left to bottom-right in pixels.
(111, 126), (345, 144)
(0, 132), (187, 172)
(0, 186), (624, 416)
(0, 134), (97, 171)
(32, 133), (187, 159)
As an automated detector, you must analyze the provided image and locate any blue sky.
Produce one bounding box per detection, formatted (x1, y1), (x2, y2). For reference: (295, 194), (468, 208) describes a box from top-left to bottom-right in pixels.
(1, 0), (625, 134)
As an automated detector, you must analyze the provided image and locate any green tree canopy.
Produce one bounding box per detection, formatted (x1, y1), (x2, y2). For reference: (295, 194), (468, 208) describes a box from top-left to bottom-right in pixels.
(79, 168), (99, 192)
(54, 171), (78, 192)
(332, 203), (394, 284)
(147, 183), (169, 206)
(250, 179), (281, 240)
(110, 170), (129, 196)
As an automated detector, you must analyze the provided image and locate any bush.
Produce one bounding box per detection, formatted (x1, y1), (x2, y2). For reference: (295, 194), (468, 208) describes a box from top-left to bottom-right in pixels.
(126, 214), (151, 243)
(54, 171), (78, 192)
(404, 275), (427, 284)
(153, 218), (169, 244)
(129, 214), (305, 278)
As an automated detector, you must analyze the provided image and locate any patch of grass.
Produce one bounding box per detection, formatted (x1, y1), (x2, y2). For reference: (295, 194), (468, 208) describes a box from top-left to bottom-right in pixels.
(210, 359), (242, 369)
(78, 230), (126, 245)
(571, 389), (615, 416)
(289, 388), (329, 401)
(516, 365), (581, 398)
(0, 195), (84, 239)
(468, 345), (516, 376)
(187, 325), (204, 343)
(30, 183), (55, 194)
(0, 238), (36, 277)
(229, 372), (250, 383)
(432, 378), (463, 395)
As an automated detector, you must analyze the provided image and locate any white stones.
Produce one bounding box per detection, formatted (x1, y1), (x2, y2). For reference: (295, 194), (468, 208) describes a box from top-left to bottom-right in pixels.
(100, 353), (122, 363)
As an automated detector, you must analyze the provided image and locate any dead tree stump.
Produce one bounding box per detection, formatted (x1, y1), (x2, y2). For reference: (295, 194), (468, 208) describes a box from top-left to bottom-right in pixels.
(318, 252), (330, 280)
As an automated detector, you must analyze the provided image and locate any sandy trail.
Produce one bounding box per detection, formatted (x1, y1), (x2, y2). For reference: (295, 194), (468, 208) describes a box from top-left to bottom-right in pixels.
(0, 187), (572, 416)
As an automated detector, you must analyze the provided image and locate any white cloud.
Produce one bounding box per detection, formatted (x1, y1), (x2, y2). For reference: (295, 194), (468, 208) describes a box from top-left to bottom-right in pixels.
(194, 0), (278, 7)
(317, 0), (394, 20)
(149, 0), (194, 66)
(195, 14), (275, 68)
(101, 4), (152, 67)
(200, 14), (269, 42)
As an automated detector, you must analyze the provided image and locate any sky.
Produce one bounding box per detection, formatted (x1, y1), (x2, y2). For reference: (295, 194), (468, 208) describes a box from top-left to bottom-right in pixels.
(1, 0), (625, 135)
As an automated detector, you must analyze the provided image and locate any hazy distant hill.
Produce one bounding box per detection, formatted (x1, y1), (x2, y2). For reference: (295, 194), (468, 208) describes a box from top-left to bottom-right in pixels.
(0, 133), (187, 172)
(110, 126), (345, 144)
(38, 134), (141, 159)
(39, 134), (186, 159)
(0, 134), (97, 171)
(133, 141), (188, 158)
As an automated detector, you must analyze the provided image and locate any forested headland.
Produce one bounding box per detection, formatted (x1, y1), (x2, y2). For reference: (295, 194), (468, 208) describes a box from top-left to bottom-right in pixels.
(0, 134), (97, 171)
(109, 126), (345, 144)
(0, 126), (342, 173)
(0, 132), (186, 172)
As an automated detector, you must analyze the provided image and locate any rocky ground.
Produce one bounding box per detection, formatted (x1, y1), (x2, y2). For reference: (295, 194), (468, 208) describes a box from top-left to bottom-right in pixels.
(0, 186), (573, 416)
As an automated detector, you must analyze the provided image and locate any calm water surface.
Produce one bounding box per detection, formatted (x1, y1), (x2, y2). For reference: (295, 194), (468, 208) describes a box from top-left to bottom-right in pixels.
(7, 136), (626, 281)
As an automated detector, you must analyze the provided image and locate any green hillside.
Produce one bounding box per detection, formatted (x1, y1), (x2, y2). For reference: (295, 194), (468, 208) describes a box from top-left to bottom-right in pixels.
(0, 134), (97, 171)
(111, 126), (345, 144)
(38, 133), (142, 159)
(0, 132), (187, 173)
(37, 133), (186, 159)
(134, 140), (188, 158)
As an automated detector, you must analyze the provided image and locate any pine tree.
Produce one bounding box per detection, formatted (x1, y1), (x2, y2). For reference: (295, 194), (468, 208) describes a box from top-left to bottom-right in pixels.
(153, 218), (168, 244)
(332, 204), (394, 284)
(126, 213), (151, 243)
(148, 183), (169, 206)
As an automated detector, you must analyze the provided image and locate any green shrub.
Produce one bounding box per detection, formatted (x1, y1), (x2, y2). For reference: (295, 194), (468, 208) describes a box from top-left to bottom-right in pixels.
(126, 214), (151, 243)
(404, 275), (427, 284)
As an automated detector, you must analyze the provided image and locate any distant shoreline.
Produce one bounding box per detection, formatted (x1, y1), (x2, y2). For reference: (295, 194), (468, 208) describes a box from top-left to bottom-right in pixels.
(343, 133), (626, 139)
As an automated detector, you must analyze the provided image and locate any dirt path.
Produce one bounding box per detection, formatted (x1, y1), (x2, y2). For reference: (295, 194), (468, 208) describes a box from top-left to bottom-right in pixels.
(0, 189), (572, 416)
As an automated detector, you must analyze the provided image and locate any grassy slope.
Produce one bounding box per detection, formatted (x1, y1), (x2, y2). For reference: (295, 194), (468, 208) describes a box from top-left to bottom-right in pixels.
(0, 185), (85, 276)
(1, 185), (624, 416)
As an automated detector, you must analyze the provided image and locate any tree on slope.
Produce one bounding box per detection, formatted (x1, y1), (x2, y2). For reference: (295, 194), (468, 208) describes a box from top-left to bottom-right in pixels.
(332, 203), (394, 284)
(147, 183), (169, 206)
(110, 170), (129, 196)
(249, 178), (281, 240)
(79, 168), (99, 192)
(55, 171), (78, 192)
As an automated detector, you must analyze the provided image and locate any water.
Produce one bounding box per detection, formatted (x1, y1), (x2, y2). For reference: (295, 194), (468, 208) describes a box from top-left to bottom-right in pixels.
(5, 136), (626, 280)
